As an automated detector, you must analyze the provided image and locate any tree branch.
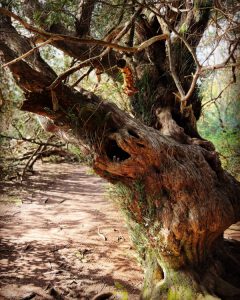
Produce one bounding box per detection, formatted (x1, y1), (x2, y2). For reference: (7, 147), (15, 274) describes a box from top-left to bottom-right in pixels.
(47, 34), (168, 90)
(0, 8), (167, 55)
(181, 62), (239, 104)
(71, 66), (93, 88)
(76, 0), (96, 36)
(181, 69), (200, 103)
(0, 134), (65, 147)
(165, 28), (186, 99)
(0, 42), (54, 92)
(147, 4), (201, 69)
(2, 37), (61, 68)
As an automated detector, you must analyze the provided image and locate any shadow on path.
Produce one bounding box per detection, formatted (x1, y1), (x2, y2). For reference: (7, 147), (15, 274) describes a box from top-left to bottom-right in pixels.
(0, 162), (143, 300)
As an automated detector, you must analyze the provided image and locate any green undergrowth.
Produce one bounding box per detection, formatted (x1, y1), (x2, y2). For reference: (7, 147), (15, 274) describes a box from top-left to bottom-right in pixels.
(198, 70), (240, 179)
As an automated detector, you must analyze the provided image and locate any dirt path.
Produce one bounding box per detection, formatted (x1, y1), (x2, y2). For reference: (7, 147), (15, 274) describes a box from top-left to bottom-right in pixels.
(0, 162), (143, 300)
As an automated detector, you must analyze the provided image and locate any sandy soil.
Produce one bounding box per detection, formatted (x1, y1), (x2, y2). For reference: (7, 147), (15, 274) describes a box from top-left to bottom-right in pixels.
(0, 162), (143, 300)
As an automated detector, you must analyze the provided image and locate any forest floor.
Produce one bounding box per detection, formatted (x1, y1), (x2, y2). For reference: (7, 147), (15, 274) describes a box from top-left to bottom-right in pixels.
(0, 162), (143, 300)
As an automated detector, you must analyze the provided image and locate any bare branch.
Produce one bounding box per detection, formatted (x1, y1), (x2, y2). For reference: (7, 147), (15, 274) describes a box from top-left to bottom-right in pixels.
(0, 8), (167, 55)
(71, 67), (93, 88)
(202, 62), (240, 72)
(181, 69), (200, 103)
(20, 143), (43, 182)
(108, 6), (142, 43)
(137, 34), (169, 51)
(166, 33), (185, 99)
(182, 50), (240, 103)
(47, 33), (169, 90)
(47, 53), (105, 90)
(2, 37), (61, 68)
(142, 2), (201, 68)
(202, 80), (234, 109)
(0, 134), (65, 147)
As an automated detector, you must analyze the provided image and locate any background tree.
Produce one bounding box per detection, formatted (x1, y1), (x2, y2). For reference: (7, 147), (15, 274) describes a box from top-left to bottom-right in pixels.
(0, 0), (240, 299)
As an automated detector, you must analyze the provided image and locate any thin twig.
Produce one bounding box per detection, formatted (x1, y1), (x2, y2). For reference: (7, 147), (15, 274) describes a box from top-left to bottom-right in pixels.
(202, 80), (234, 108)
(20, 144), (43, 182)
(71, 67), (93, 88)
(202, 61), (240, 72)
(110, 6), (142, 44)
(181, 70), (200, 102)
(2, 37), (61, 68)
(0, 134), (65, 147)
(181, 59), (239, 103)
(47, 53), (104, 90)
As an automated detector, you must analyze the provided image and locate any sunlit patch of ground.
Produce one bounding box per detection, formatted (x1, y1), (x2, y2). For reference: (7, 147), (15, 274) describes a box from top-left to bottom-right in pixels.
(0, 162), (143, 300)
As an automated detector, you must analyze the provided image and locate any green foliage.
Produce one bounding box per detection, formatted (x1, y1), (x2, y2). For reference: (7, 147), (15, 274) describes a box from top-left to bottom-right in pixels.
(0, 110), (47, 180)
(91, 0), (131, 39)
(107, 182), (148, 263)
(108, 183), (133, 215)
(67, 144), (93, 164)
(193, 0), (212, 22)
(0, 66), (85, 179)
(179, 23), (188, 34)
(129, 221), (148, 264)
(33, 0), (78, 30)
(198, 69), (240, 179)
(0, 69), (23, 130)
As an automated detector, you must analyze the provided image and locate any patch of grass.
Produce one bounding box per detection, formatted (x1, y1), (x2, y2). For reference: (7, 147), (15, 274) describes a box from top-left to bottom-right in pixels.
(85, 168), (95, 175)
(114, 282), (129, 300)
(0, 195), (22, 206)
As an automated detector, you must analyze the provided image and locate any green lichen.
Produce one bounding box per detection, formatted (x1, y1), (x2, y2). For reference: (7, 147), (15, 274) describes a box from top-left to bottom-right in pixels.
(128, 221), (148, 263)
(167, 286), (194, 300)
(179, 23), (188, 34)
(114, 282), (129, 300)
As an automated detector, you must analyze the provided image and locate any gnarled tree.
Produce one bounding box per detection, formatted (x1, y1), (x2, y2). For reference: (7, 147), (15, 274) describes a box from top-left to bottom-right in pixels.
(0, 0), (240, 299)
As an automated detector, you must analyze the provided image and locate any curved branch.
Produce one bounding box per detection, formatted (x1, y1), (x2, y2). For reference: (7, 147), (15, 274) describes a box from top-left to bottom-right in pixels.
(0, 134), (64, 147)
(0, 8), (168, 55)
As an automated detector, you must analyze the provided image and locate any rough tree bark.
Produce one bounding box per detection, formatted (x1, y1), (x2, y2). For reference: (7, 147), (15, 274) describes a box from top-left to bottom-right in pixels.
(0, 1), (240, 299)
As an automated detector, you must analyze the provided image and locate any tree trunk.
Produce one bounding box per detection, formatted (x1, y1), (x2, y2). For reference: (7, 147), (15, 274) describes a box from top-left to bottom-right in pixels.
(20, 84), (240, 299)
